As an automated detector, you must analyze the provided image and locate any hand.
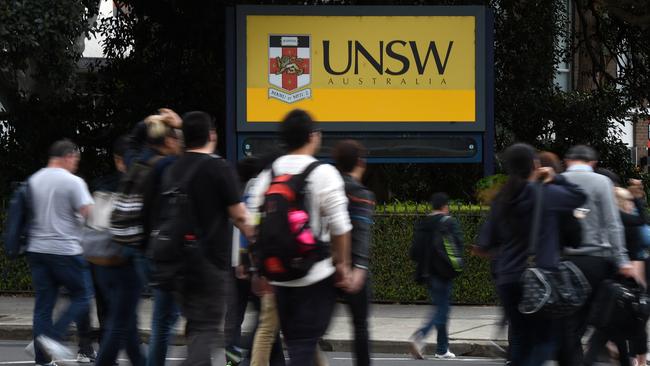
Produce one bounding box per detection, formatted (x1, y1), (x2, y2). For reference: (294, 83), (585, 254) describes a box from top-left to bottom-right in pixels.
(471, 245), (487, 258)
(235, 265), (249, 280)
(344, 268), (368, 294)
(158, 108), (182, 129)
(619, 263), (635, 279)
(334, 263), (351, 290)
(251, 274), (273, 297)
(628, 179), (645, 199)
(534, 167), (556, 184)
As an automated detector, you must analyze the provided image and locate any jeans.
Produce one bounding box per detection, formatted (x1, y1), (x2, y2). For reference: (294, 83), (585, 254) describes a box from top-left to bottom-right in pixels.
(224, 271), (257, 351)
(146, 288), (180, 366)
(276, 276), (336, 366)
(339, 279), (371, 366)
(94, 262), (145, 366)
(497, 282), (556, 366)
(180, 263), (228, 366)
(251, 293), (286, 366)
(27, 253), (93, 365)
(77, 263), (107, 355)
(414, 275), (452, 355)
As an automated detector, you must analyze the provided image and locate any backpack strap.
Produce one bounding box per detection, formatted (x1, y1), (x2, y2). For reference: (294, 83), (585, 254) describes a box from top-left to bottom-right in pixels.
(294, 161), (321, 190)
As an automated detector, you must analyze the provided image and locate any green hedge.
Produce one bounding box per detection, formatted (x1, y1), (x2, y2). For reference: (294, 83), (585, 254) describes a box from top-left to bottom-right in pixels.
(370, 211), (496, 305)
(0, 210), (497, 304)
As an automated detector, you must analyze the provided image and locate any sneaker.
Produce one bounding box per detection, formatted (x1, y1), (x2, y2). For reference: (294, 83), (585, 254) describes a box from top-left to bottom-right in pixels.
(25, 341), (35, 357)
(409, 333), (425, 360)
(77, 351), (97, 363)
(36, 335), (74, 361)
(225, 346), (243, 366)
(434, 350), (456, 359)
(36, 362), (59, 366)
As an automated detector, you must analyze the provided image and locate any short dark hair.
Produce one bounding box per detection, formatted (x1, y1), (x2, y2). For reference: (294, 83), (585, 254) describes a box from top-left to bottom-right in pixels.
(280, 109), (317, 151)
(49, 139), (79, 158)
(182, 111), (214, 149)
(565, 145), (598, 162)
(333, 140), (366, 173)
(430, 192), (450, 210)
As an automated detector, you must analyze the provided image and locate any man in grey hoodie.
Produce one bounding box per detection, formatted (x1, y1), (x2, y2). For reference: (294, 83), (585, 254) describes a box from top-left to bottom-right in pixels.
(557, 145), (633, 366)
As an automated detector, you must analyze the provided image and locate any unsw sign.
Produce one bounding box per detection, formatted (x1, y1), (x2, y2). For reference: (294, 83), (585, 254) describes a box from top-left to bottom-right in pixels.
(268, 35), (311, 103)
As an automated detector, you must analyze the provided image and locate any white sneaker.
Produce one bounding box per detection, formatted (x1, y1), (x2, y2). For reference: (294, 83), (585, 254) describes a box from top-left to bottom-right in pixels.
(76, 351), (97, 363)
(409, 333), (425, 360)
(434, 351), (456, 359)
(35, 335), (74, 361)
(25, 341), (35, 357)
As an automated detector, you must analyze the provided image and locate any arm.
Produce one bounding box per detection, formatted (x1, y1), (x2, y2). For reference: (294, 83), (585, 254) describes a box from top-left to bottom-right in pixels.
(348, 187), (375, 270)
(602, 179), (630, 268)
(228, 203), (253, 241)
(545, 175), (587, 212)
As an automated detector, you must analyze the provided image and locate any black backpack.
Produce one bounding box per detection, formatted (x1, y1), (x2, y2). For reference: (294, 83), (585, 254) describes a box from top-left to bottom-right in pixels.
(255, 161), (327, 282)
(3, 181), (32, 259)
(410, 215), (463, 282)
(148, 156), (210, 291)
(110, 156), (162, 248)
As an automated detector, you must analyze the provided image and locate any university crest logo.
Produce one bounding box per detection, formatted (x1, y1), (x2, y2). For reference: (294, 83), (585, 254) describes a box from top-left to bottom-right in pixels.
(268, 35), (311, 103)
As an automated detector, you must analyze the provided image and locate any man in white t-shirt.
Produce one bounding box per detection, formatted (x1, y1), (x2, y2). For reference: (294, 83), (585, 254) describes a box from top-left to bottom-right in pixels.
(26, 140), (94, 366)
(249, 109), (352, 365)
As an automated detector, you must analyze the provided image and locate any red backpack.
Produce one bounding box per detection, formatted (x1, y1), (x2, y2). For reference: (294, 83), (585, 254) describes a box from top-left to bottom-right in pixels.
(255, 161), (327, 282)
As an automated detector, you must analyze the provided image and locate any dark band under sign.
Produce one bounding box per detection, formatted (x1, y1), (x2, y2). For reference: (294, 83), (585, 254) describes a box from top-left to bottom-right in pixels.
(270, 35), (310, 48)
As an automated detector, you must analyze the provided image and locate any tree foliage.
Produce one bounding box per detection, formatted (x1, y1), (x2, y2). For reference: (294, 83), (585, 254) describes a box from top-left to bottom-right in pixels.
(1, 0), (650, 201)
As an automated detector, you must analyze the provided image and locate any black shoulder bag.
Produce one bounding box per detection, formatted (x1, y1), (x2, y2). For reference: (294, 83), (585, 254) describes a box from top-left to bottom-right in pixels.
(518, 183), (592, 318)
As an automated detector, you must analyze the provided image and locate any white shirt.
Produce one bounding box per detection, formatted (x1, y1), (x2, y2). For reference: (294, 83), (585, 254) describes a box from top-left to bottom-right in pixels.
(249, 155), (352, 286)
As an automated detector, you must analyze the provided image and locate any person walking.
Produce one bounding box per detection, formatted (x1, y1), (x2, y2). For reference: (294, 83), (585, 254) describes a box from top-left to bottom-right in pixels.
(477, 143), (586, 366)
(409, 193), (463, 360)
(93, 136), (146, 366)
(332, 140), (375, 366)
(249, 109), (352, 366)
(25, 140), (94, 366)
(557, 145), (634, 365)
(160, 111), (252, 365)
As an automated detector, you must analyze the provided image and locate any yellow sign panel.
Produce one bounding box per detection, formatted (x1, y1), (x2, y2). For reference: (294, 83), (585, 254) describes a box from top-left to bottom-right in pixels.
(246, 15), (476, 123)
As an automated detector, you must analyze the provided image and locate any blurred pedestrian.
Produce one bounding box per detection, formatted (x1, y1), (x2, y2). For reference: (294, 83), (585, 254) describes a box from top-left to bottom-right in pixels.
(409, 192), (463, 360)
(477, 143), (586, 365)
(333, 140), (375, 366)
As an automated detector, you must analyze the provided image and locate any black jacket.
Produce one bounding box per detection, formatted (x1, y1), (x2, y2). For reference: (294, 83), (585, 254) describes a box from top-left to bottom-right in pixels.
(411, 214), (464, 282)
(343, 175), (375, 270)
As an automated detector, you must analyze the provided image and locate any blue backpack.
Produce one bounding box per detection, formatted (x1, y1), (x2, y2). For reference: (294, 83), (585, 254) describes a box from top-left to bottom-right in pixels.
(3, 182), (32, 259)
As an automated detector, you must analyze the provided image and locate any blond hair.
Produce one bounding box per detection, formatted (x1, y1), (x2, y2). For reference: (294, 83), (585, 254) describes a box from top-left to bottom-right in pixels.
(144, 114), (181, 145)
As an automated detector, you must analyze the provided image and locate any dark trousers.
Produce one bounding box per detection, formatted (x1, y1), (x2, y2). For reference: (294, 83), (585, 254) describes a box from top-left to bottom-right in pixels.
(224, 271), (259, 351)
(556, 255), (615, 366)
(276, 276), (336, 366)
(77, 263), (109, 355)
(497, 282), (556, 366)
(584, 329), (630, 366)
(27, 253), (93, 365)
(94, 262), (145, 366)
(180, 264), (228, 366)
(339, 279), (371, 366)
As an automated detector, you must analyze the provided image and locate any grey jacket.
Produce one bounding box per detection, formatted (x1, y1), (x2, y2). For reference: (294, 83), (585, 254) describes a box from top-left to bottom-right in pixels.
(343, 174), (375, 270)
(562, 166), (629, 267)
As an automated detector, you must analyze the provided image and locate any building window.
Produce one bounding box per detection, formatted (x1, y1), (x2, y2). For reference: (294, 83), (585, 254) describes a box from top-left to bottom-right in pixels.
(554, 0), (572, 91)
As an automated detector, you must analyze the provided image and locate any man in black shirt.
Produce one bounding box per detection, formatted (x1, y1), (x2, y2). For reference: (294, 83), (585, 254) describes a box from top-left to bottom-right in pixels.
(164, 111), (252, 366)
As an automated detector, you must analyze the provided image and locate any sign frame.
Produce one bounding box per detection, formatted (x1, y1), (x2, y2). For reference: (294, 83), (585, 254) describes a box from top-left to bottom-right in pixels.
(236, 5), (488, 133)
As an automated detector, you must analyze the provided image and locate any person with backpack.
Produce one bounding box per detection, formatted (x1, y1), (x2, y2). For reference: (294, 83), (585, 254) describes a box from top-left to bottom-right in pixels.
(249, 109), (352, 366)
(332, 140), (375, 366)
(111, 109), (183, 366)
(409, 192), (463, 360)
(87, 136), (146, 366)
(24, 140), (94, 366)
(476, 143), (586, 366)
(149, 111), (251, 365)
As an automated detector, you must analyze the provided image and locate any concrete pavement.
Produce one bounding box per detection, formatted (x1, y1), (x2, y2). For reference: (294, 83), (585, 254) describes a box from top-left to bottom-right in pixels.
(0, 296), (507, 357)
